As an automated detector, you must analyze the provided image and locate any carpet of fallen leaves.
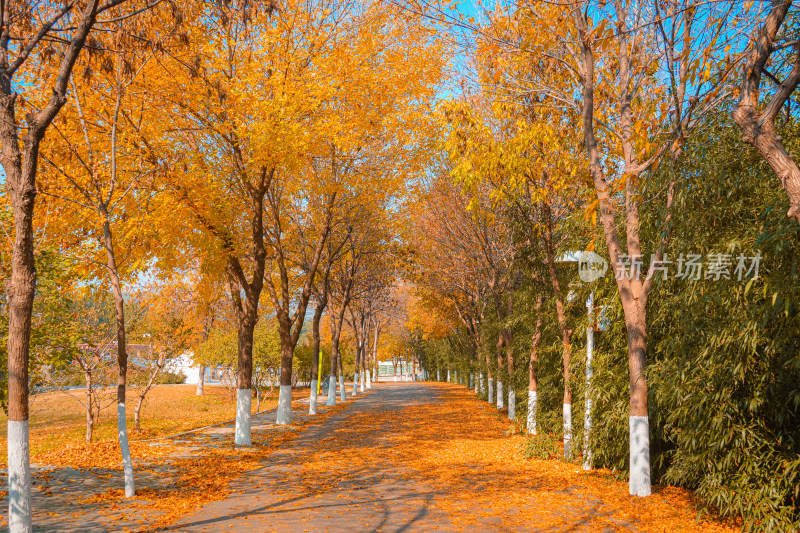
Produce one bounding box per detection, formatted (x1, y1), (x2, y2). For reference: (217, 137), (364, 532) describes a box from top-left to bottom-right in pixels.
(295, 383), (740, 532)
(48, 395), (358, 532)
(106, 397), (358, 531)
(2, 383), (742, 532)
(82, 427), (303, 530)
(0, 385), (310, 467)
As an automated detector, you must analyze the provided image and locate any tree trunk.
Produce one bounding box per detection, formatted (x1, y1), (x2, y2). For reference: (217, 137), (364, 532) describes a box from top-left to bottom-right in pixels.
(234, 310), (256, 445)
(624, 298), (650, 495)
(496, 347), (504, 410)
(102, 219), (135, 498)
(528, 296), (544, 435)
(583, 294), (595, 470)
(276, 331), (294, 425)
(506, 334), (515, 421)
(486, 349), (494, 404)
(337, 342), (346, 402)
(196, 365), (205, 395)
(351, 339), (360, 397)
(732, 0), (800, 223)
(360, 328), (367, 391)
(372, 327), (379, 383)
(734, 112), (800, 222)
(310, 299), (325, 414)
(134, 354), (165, 432)
(327, 312), (339, 406)
(85, 370), (94, 443)
(542, 205), (573, 458)
(576, 26), (651, 495)
(369, 322), (378, 388)
(2, 122), (38, 533)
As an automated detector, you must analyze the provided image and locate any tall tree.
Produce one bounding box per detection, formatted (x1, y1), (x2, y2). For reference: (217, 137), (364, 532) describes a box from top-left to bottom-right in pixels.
(732, 0), (800, 223)
(0, 0), (142, 528)
(38, 22), (162, 496)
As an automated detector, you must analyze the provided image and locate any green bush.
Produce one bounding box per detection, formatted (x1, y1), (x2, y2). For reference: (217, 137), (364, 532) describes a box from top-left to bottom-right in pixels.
(156, 370), (187, 385)
(522, 431), (560, 461)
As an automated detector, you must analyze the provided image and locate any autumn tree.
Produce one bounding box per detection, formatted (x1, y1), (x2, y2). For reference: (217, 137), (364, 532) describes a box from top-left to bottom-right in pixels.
(0, 0), (155, 526)
(732, 0), (800, 223)
(131, 279), (202, 431)
(438, 0), (745, 495)
(441, 21), (589, 451)
(159, 0), (294, 445)
(37, 17), (166, 497)
(415, 170), (515, 411)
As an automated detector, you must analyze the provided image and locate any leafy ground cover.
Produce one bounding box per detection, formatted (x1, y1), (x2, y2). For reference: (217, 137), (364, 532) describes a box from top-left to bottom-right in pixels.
(293, 383), (740, 532)
(1, 383), (741, 532)
(0, 384), (311, 466)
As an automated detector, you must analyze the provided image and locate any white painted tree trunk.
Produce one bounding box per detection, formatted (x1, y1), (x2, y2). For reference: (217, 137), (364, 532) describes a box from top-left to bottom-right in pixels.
(583, 322), (594, 470)
(447, 369), (450, 382)
(469, 373), (473, 389)
(7, 420), (32, 533)
(479, 372), (484, 394)
(508, 389), (516, 420)
(629, 416), (651, 496)
(563, 403), (572, 459)
(276, 385), (292, 425)
(196, 365), (205, 395)
(372, 367), (377, 382)
(235, 389), (252, 445)
(117, 403), (135, 497)
(359, 371), (365, 392)
(352, 372), (359, 396)
(527, 391), (537, 434)
(437, 368), (441, 381)
(339, 374), (346, 401)
(496, 380), (504, 409)
(326, 375), (336, 406)
(309, 379), (318, 415)
(488, 378), (494, 403)
(366, 371), (372, 389)
(454, 370), (458, 384)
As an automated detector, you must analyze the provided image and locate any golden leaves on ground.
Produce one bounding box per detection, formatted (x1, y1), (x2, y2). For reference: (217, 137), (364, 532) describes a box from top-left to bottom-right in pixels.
(296, 383), (738, 532)
(35, 440), (174, 470)
(410, 385), (739, 532)
(40, 392), (359, 531)
(0, 385), (311, 467)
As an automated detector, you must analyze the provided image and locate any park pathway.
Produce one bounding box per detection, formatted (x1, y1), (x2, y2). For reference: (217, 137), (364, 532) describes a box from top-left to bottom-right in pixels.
(164, 382), (738, 533)
(168, 382), (461, 532)
(3, 382), (738, 532)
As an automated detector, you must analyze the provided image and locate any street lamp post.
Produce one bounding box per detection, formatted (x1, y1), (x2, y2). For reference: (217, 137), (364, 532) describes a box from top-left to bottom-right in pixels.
(557, 250), (607, 470)
(583, 292), (594, 470)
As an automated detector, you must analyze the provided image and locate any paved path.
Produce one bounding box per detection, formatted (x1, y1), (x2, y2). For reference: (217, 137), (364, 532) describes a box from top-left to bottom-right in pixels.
(0, 387), (368, 533)
(5, 382), (729, 533)
(169, 382), (459, 532)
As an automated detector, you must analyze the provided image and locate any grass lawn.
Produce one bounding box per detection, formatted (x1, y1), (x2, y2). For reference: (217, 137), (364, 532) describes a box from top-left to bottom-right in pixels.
(0, 384), (311, 466)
